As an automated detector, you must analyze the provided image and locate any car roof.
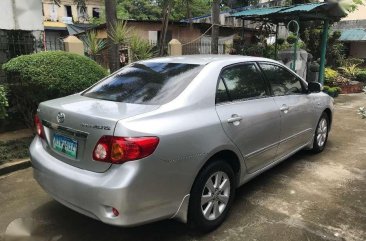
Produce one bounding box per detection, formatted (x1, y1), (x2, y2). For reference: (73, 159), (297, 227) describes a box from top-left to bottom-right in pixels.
(140, 55), (278, 65)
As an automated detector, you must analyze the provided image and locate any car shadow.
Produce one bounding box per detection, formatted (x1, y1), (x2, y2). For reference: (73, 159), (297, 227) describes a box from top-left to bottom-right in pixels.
(30, 146), (330, 241)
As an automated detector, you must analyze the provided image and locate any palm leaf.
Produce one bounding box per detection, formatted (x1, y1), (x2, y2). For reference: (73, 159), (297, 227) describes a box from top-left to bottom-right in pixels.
(108, 20), (133, 46)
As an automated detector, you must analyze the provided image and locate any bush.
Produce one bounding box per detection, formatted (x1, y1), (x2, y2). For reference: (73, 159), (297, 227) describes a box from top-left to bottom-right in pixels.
(129, 35), (155, 61)
(325, 68), (339, 84)
(2, 51), (108, 126)
(286, 34), (298, 45)
(323, 85), (341, 97)
(276, 38), (285, 45)
(355, 70), (366, 82)
(0, 85), (8, 119)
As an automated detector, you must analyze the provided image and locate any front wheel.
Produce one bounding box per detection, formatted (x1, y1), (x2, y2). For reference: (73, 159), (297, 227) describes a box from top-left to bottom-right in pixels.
(311, 112), (329, 153)
(188, 160), (235, 232)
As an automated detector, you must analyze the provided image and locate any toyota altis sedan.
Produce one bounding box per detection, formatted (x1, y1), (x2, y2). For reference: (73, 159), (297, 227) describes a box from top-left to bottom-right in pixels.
(30, 55), (333, 231)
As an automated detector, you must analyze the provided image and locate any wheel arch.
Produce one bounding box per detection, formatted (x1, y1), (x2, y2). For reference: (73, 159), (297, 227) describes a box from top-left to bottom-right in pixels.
(323, 108), (332, 129)
(194, 149), (242, 190)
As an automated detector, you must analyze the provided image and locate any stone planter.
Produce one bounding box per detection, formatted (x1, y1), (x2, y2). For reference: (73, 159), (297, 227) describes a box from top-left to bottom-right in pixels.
(338, 81), (364, 94)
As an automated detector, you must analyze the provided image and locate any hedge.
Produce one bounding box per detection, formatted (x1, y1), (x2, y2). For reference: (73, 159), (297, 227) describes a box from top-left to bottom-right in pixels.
(2, 51), (108, 126)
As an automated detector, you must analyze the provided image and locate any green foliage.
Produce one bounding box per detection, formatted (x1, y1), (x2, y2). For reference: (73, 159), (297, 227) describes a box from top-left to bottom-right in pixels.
(339, 64), (361, 79)
(108, 20), (132, 46)
(286, 34), (298, 45)
(82, 30), (107, 59)
(355, 70), (366, 82)
(0, 85), (8, 119)
(276, 38), (285, 45)
(323, 85), (342, 97)
(325, 68), (339, 84)
(114, 0), (212, 21)
(2, 51), (107, 126)
(0, 137), (33, 164)
(342, 58), (364, 67)
(129, 35), (155, 61)
(301, 28), (346, 68)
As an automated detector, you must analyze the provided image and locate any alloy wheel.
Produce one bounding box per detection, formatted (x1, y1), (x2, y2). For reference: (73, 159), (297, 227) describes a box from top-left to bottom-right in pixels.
(316, 118), (328, 147)
(200, 171), (230, 221)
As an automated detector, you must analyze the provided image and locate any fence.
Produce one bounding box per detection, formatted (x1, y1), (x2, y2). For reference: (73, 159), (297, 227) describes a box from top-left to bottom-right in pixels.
(0, 31), (64, 83)
(182, 41), (227, 55)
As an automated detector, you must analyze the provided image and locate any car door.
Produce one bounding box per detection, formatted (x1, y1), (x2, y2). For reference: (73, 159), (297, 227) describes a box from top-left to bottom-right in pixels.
(258, 62), (315, 158)
(215, 62), (281, 173)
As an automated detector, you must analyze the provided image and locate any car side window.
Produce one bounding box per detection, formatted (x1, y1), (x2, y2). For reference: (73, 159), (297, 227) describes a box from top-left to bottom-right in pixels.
(216, 78), (230, 103)
(219, 63), (268, 101)
(259, 63), (304, 96)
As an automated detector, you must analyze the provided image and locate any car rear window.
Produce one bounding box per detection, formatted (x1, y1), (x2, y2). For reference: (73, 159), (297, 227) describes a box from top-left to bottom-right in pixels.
(83, 62), (203, 105)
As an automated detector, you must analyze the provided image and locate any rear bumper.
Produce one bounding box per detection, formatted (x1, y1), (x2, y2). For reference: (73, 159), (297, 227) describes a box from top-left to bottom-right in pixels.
(30, 136), (183, 226)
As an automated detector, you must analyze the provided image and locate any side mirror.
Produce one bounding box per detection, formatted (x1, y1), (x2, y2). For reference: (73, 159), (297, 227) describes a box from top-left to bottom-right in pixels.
(308, 82), (322, 93)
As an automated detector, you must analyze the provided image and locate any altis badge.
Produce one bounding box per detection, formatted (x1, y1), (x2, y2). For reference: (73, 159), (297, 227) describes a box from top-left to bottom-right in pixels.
(81, 123), (111, 131)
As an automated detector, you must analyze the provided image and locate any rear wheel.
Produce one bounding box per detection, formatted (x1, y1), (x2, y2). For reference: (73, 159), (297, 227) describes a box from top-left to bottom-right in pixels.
(188, 160), (235, 232)
(311, 112), (329, 153)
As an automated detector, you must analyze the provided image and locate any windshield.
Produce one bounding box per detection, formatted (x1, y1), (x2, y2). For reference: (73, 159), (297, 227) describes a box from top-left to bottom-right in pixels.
(83, 62), (203, 105)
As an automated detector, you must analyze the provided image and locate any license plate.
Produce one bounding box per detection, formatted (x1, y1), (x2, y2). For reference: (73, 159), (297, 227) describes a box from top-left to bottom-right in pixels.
(52, 133), (78, 159)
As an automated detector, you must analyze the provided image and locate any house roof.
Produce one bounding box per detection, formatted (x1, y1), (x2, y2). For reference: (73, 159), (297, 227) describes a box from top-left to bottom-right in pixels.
(339, 28), (366, 42)
(231, 2), (347, 23)
(44, 21), (94, 35)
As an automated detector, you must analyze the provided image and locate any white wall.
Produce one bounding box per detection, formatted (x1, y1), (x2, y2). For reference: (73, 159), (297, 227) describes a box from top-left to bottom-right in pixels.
(0, 0), (43, 30)
(342, 5), (366, 21)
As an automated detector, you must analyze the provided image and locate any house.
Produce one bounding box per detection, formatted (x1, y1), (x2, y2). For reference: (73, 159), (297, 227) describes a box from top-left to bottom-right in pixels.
(42, 0), (101, 50)
(42, 0), (101, 23)
(333, 5), (366, 59)
(91, 20), (247, 43)
(85, 19), (255, 54)
(0, 0), (44, 83)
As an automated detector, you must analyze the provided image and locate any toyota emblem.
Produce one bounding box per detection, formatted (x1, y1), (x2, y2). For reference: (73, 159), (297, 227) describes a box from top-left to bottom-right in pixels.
(57, 112), (65, 123)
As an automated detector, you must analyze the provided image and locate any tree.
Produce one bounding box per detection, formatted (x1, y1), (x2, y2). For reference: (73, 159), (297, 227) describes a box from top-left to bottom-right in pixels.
(211, 0), (220, 54)
(159, 0), (172, 56)
(105, 0), (120, 72)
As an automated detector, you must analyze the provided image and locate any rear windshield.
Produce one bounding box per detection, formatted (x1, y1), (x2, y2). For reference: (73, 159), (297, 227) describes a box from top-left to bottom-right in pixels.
(83, 62), (203, 105)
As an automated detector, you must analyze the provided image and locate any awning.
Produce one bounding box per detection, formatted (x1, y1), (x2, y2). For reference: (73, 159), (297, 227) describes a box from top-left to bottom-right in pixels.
(66, 23), (94, 35)
(339, 28), (366, 42)
(44, 21), (94, 35)
(231, 2), (347, 23)
(43, 21), (67, 30)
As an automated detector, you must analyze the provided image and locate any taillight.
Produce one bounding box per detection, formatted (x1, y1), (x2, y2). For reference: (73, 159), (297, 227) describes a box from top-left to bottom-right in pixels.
(93, 136), (159, 164)
(34, 115), (45, 139)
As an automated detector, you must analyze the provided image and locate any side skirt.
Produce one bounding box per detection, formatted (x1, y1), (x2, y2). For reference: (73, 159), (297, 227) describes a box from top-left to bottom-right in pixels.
(239, 141), (311, 187)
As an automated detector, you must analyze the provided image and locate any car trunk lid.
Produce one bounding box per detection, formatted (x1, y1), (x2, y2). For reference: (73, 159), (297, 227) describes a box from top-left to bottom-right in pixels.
(38, 94), (159, 172)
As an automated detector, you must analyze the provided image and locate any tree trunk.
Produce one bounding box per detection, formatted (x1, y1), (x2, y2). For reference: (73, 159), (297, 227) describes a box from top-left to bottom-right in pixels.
(211, 0), (220, 54)
(105, 0), (119, 72)
(159, 2), (171, 56)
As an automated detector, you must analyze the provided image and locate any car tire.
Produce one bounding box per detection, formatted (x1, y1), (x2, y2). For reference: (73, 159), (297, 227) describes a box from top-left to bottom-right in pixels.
(311, 112), (329, 153)
(188, 160), (235, 232)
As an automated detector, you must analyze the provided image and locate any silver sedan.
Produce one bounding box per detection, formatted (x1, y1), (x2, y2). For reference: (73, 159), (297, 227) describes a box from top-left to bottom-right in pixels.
(30, 55), (333, 231)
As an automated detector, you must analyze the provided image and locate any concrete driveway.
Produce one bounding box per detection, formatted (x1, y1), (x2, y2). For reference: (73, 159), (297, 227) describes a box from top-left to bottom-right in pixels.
(0, 94), (365, 241)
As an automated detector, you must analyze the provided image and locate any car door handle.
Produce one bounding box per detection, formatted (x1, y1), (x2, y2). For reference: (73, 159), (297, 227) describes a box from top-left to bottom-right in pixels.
(280, 105), (289, 112)
(227, 115), (243, 124)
